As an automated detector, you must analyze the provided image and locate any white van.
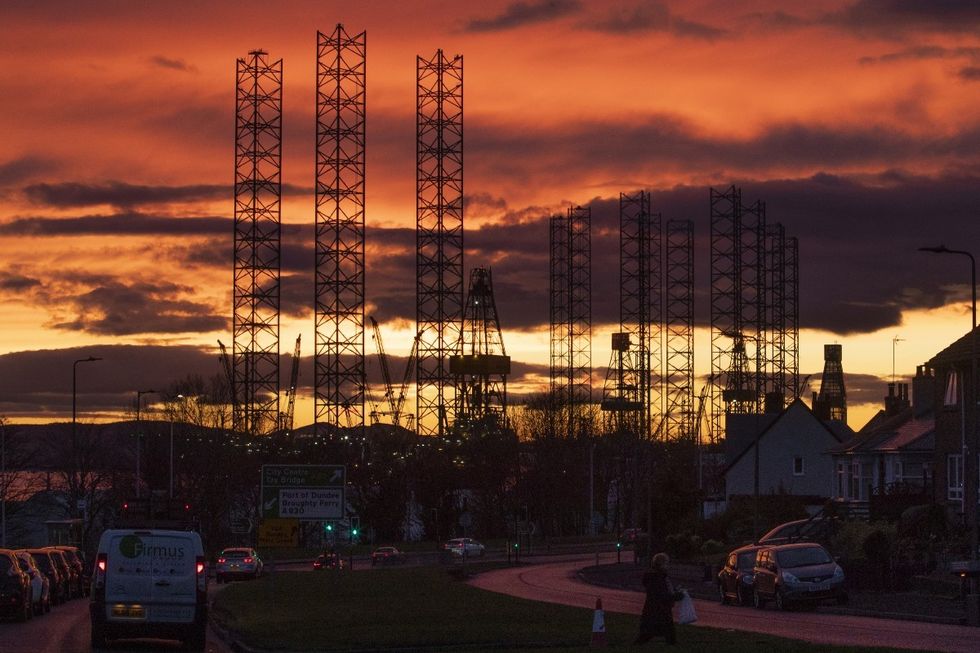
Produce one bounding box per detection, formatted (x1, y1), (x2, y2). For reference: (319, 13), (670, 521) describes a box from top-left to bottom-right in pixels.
(89, 529), (207, 651)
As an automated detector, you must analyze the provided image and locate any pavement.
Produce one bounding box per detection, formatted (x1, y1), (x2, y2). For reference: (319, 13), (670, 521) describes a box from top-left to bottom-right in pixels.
(578, 559), (969, 625)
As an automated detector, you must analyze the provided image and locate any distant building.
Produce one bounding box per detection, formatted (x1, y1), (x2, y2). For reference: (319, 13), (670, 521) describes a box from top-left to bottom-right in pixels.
(723, 399), (853, 505)
(813, 344), (847, 423)
(828, 366), (935, 515)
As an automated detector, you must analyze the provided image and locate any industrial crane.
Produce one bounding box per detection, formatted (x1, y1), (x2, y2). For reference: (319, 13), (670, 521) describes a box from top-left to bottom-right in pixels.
(368, 317), (422, 428)
(281, 334), (301, 433)
(217, 339), (238, 426)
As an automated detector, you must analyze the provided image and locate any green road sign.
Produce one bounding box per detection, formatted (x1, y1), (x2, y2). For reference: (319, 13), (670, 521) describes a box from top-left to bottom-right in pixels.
(260, 464), (346, 520)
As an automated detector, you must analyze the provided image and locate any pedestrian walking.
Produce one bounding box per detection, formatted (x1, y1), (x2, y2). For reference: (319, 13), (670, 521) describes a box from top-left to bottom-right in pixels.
(634, 552), (684, 645)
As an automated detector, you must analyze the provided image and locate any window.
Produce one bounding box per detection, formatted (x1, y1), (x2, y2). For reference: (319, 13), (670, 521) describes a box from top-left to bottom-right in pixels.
(835, 462), (848, 499)
(850, 462), (872, 501)
(948, 454), (964, 501)
(793, 456), (805, 476)
(945, 371), (959, 407)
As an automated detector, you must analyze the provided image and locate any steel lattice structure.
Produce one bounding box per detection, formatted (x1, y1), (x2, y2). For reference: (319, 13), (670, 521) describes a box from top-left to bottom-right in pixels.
(740, 198), (766, 410)
(612, 192), (661, 438)
(451, 267), (510, 428)
(549, 213), (571, 425)
(763, 222), (787, 409)
(665, 219), (694, 440)
(708, 186), (741, 443)
(233, 50), (282, 436)
(416, 50), (463, 437)
(550, 207), (592, 423)
(314, 25), (367, 435)
(568, 207), (592, 408)
(784, 236), (800, 398)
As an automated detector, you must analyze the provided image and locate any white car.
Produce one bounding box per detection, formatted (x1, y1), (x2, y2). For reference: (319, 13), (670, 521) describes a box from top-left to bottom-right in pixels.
(215, 547), (263, 582)
(14, 551), (50, 615)
(442, 538), (485, 557)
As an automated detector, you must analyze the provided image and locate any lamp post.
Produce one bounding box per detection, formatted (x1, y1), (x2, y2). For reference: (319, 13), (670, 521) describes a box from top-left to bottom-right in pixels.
(919, 245), (978, 591)
(72, 356), (103, 443)
(135, 389), (156, 499)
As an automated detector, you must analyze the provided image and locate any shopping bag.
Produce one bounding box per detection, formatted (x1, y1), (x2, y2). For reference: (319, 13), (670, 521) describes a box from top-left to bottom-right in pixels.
(676, 591), (697, 625)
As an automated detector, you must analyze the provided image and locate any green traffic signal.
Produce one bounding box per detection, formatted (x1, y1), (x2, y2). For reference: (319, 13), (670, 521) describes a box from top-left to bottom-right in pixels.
(325, 522), (334, 532)
(352, 528), (359, 536)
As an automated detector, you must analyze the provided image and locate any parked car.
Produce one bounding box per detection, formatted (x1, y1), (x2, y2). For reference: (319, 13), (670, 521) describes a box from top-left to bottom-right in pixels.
(371, 547), (407, 566)
(313, 552), (344, 570)
(752, 543), (847, 610)
(13, 550), (50, 615)
(45, 548), (80, 599)
(90, 528), (208, 651)
(51, 546), (88, 597)
(27, 549), (66, 605)
(215, 548), (263, 582)
(442, 538), (485, 557)
(717, 545), (762, 606)
(0, 549), (33, 622)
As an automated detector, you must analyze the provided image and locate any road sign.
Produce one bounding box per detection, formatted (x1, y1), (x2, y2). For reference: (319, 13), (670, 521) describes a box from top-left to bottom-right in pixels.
(260, 464), (345, 521)
(257, 518), (299, 547)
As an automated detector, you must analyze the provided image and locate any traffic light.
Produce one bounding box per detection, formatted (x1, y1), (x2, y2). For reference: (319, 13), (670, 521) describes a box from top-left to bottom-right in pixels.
(350, 516), (360, 541)
(325, 522), (334, 533)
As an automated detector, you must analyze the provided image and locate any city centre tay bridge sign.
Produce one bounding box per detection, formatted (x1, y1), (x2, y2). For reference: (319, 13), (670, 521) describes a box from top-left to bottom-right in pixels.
(260, 464), (345, 520)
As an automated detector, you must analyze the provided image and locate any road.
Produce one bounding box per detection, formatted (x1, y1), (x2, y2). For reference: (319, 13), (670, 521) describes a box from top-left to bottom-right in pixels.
(469, 553), (978, 653)
(0, 586), (234, 653)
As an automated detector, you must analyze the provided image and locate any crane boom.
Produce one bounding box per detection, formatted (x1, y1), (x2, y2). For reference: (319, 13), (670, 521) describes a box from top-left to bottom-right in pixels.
(393, 329), (423, 427)
(369, 317), (398, 419)
(217, 339), (238, 422)
(283, 334), (301, 432)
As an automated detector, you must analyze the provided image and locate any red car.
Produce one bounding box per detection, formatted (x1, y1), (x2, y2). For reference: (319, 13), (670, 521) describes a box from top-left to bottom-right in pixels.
(371, 547), (407, 566)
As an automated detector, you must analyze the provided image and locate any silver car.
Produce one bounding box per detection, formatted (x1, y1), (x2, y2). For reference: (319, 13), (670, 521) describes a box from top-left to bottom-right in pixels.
(442, 538), (485, 557)
(752, 543), (847, 610)
(215, 547), (263, 582)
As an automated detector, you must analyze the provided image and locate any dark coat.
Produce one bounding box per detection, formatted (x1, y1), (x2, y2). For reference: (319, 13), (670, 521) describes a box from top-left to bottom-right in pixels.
(638, 569), (683, 638)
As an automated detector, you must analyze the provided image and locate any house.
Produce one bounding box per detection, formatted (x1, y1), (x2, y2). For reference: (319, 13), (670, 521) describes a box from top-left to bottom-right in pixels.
(926, 327), (980, 515)
(828, 367), (935, 516)
(723, 398), (853, 505)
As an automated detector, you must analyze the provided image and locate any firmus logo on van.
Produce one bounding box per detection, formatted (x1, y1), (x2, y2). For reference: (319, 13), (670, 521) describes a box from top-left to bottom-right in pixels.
(119, 535), (187, 560)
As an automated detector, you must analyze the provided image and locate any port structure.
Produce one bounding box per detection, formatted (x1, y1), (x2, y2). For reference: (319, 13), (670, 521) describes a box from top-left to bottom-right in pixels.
(416, 50), (464, 437)
(601, 192), (660, 438)
(233, 49), (282, 436)
(451, 267), (510, 430)
(314, 25), (367, 436)
(709, 186), (800, 443)
(664, 219), (695, 440)
(550, 206), (592, 435)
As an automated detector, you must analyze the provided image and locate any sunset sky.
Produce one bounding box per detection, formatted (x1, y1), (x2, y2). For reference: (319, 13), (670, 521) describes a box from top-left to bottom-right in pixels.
(3, 0), (980, 432)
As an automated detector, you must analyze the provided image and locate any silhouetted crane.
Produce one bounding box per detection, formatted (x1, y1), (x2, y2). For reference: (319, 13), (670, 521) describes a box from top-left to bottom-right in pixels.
(281, 334), (301, 433)
(368, 317), (422, 428)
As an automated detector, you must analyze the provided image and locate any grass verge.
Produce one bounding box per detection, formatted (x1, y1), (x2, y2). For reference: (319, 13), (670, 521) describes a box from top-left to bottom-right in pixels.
(212, 565), (933, 652)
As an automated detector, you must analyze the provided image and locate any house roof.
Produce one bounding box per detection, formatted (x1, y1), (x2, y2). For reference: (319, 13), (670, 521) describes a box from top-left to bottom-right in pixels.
(723, 398), (854, 475)
(829, 405), (934, 455)
(928, 326), (980, 367)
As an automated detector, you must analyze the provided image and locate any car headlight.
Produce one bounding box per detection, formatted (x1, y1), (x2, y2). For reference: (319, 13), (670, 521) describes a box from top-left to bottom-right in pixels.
(833, 566), (844, 578)
(781, 571), (800, 583)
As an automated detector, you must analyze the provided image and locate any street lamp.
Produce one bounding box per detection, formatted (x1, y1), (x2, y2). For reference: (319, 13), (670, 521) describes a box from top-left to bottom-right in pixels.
(135, 389), (156, 499)
(72, 356), (103, 443)
(919, 245), (978, 588)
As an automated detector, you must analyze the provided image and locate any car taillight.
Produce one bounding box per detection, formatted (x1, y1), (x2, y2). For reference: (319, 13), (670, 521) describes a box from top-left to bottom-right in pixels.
(93, 553), (107, 598)
(196, 556), (206, 593)
(244, 557), (253, 564)
(217, 557), (226, 564)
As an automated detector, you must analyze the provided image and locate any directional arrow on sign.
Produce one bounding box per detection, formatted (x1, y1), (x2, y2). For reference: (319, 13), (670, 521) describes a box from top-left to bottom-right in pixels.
(330, 469), (343, 483)
(264, 495), (277, 512)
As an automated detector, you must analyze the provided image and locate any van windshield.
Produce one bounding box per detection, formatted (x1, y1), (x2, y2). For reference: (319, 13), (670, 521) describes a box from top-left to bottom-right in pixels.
(776, 546), (832, 568)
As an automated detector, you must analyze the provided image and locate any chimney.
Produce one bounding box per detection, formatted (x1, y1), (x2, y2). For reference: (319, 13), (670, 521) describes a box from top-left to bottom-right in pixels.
(912, 365), (935, 414)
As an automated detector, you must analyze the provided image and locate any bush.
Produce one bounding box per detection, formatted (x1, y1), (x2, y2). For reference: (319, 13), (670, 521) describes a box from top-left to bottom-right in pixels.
(664, 531), (702, 560)
(700, 539), (725, 556)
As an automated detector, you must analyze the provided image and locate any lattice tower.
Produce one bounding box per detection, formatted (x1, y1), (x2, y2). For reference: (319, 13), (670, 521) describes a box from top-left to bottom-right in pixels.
(763, 222), (787, 410)
(814, 344), (846, 422)
(708, 186), (740, 443)
(233, 49), (282, 436)
(416, 50), (464, 437)
(451, 267), (510, 429)
(785, 236), (800, 398)
(549, 213), (571, 433)
(739, 199), (766, 411)
(314, 25), (366, 435)
(665, 219), (694, 440)
(568, 207), (592, 410)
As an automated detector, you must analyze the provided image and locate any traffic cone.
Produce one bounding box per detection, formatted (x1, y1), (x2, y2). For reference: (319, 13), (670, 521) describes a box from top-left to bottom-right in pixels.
(590, 597), (606, 647)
